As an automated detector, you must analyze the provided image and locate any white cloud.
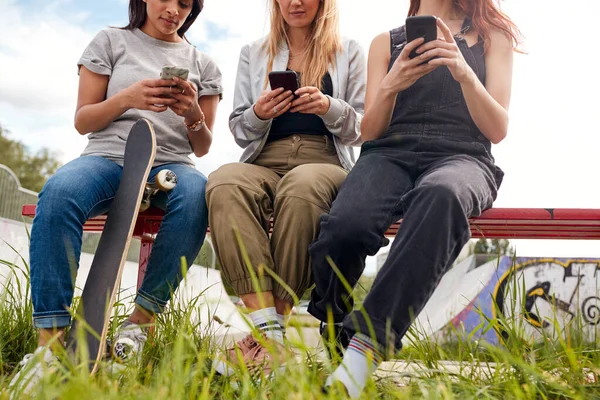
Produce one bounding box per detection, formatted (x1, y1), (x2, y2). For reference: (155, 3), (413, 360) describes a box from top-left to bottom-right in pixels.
(1, 0), (600, 262)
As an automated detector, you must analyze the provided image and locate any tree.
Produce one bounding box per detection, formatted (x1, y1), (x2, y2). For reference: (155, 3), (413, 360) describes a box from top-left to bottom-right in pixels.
(472, 238), (515, 257)
(0, 125), (61, 192)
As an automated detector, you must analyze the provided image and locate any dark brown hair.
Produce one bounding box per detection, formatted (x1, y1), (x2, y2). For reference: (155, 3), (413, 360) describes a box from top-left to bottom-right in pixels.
(122, 0), (204, 39)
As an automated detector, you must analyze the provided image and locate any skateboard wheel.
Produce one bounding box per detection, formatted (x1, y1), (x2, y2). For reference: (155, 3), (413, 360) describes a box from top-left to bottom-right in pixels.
(155, 169), (177, 191)
(112, 337), (137, 363)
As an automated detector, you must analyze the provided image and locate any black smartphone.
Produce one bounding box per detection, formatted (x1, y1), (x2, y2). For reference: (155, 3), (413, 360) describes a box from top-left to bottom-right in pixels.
(268, 71), (300, 97)
(405, 15), (438, 59)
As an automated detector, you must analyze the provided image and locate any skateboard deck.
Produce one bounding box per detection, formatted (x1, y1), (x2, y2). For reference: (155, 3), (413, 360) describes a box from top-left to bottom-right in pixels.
(67, 119), (156, 373)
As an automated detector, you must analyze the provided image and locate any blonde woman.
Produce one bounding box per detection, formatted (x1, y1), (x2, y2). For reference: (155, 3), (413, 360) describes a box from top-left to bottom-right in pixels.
(207, 0), (365, 375)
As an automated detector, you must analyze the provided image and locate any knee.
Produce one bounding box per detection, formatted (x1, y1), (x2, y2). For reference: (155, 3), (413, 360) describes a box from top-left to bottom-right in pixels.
(206, 163), (247, 191)
(416, 183), (470, 219)
(168, 172), (208, 223)
(419, 182), (462, 206)
(318, 210), (374, 245)
(39, 172), (72, 203)
(36, 173), (82, 220)
(206, 164), (250, 205)
(277, 164), (345, 204)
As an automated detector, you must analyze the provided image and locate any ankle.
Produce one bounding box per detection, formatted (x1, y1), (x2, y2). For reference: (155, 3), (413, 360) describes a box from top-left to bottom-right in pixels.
(128, 306), (154, 326)
(38, 329), (65, 350)
(249, 307), (284, 344)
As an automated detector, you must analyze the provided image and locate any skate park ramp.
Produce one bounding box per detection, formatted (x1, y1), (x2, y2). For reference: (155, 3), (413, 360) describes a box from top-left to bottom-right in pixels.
(410, 255), (600, 345)
(0, 217), (249, 340)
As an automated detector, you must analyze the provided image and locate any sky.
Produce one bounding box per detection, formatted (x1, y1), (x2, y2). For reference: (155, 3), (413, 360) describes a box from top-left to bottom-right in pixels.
(1, 0), (600, 274)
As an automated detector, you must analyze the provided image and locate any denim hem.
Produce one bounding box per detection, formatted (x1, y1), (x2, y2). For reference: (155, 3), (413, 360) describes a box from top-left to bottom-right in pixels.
(33, 314), (72, 329)
(343, 311), (401, 357)
(306, 302), (346, 324)
(135, 291), (167, 314)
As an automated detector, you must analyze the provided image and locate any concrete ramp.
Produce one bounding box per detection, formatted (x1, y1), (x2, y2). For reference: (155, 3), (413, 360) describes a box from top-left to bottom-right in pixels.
(410, 255), (600, 345)
(0, 217), (248, 340)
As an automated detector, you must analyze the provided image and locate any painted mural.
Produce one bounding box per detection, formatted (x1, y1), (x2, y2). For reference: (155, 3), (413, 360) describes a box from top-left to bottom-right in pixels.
(440, 257), (600, 345)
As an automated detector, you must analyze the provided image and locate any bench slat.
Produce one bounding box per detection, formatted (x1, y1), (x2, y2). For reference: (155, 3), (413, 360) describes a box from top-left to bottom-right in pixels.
(21, 205), (600, 240)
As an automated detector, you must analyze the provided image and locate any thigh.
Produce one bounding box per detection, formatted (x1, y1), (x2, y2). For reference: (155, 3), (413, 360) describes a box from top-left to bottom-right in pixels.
(275, 163), (347, 209)
(206, 162), (280, 198)
(328, 152), (414, 234)
(149, 163), (208, 211)
(40, 156), (122, 218)
(414, 154), (498, 216)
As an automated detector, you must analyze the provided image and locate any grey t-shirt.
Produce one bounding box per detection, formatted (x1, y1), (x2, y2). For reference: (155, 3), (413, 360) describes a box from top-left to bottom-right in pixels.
(78, 28), (223, 166)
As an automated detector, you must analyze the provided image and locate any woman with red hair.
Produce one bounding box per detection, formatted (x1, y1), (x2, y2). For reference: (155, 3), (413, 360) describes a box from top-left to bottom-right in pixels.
(308, 0), (521, 396)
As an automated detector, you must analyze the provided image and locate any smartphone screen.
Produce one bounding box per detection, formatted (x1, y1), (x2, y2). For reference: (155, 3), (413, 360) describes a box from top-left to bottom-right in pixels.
(405, 15), (438, 59)
(160, 66), (190, 80)
(268, 71), (300, 96)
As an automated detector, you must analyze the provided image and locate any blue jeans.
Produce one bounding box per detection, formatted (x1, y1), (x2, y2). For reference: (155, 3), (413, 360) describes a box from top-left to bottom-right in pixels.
(30, 156), (208, 329)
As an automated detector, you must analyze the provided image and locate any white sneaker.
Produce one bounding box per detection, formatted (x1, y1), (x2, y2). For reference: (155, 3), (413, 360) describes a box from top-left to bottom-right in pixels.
(107, 321), (147, 374)
(8, 347), (58, 396)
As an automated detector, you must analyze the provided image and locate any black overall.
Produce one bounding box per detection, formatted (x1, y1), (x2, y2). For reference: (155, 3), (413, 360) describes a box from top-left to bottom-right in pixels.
(308, 19), (504, 352)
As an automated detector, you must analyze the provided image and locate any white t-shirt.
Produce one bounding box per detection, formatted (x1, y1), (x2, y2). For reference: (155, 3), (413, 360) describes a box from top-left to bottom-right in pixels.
(78, 28), (223, 166)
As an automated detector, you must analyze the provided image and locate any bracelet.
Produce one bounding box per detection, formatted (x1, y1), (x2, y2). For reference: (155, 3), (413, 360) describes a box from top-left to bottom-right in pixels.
(185, 110), (205, 132)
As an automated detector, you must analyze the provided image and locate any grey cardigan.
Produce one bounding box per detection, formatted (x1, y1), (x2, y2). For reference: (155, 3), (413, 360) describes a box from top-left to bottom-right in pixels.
(229, 37), (366, 171)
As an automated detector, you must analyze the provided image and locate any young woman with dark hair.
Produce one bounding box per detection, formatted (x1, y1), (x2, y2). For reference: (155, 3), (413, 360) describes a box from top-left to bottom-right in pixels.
(307, 0), (521, 396)
(10, 0), (222, 393)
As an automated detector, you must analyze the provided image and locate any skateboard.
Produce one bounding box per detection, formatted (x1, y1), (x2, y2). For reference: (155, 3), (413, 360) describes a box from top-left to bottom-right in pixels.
(140, 169), (178, 212)
(67, 119), (156, 373)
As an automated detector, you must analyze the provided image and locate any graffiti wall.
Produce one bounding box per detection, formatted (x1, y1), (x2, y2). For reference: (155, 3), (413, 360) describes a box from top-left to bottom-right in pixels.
(434, 257), (600, 345)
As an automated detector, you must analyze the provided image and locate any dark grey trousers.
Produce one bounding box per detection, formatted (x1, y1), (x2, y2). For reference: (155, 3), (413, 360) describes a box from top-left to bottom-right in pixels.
(308, 134), (502, 352)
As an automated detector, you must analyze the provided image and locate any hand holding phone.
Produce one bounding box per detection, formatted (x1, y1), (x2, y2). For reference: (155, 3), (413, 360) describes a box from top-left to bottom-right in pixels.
(268, 71), (300, 98)
(160, 65), (190, 80)
(405, 15), (438, 59)
(253, 74), (295, 121)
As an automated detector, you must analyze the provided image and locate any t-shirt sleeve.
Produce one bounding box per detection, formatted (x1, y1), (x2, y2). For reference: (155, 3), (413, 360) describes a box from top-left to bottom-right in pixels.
(77, 30), (113, 76)
(198, 57), (224, 100)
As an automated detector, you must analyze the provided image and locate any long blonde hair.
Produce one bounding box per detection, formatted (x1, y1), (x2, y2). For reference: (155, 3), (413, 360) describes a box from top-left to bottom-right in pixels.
(264, 0), (341, 89)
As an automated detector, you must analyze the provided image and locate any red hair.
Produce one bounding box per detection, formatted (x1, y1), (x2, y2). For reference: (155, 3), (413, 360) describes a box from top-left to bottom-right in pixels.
(408, 0), (522, 52)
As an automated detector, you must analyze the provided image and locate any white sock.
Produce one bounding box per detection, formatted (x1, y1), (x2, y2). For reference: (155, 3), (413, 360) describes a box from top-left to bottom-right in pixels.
(325, 333), (384, 398)
(249, 307), (284, 344)
(276, 313), (286, 336)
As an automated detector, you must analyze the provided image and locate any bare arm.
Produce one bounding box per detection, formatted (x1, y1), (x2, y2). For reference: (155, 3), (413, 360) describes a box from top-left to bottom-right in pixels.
(166, 77), (220, 158)
(423, 19), (514, 144)
(361, 34), (434, 141)
(360, 33), (396, 142)
(186, 94), (219, 157)
(461, 30), (513, 144)
(74, 66), (176, 135)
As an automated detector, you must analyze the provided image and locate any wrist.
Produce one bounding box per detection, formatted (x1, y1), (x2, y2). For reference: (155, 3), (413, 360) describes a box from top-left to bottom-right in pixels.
(185, 108), (205, 131)
(184, 105), (203, 126)
(253, 104), (268, 121)
(379, 84), (398, 100)
(317, 96), (331, 116)
(115, 90), (132, 111)
(460, 68), (478, 87)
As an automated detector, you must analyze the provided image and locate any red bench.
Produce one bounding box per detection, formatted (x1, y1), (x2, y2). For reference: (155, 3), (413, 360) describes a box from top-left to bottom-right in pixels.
(21, 205), (600, 288)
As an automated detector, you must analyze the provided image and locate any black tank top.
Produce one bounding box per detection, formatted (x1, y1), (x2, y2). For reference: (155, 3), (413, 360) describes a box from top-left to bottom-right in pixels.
(384, 18), (491, 152)
(268, 71), (334, 142)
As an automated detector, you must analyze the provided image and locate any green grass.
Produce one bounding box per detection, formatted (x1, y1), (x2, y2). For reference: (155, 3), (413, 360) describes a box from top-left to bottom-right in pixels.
(2, 250), (600, 399)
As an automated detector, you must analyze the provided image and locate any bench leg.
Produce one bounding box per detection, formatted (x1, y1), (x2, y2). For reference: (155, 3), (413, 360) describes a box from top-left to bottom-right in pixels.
(137, 235), (153, 290)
